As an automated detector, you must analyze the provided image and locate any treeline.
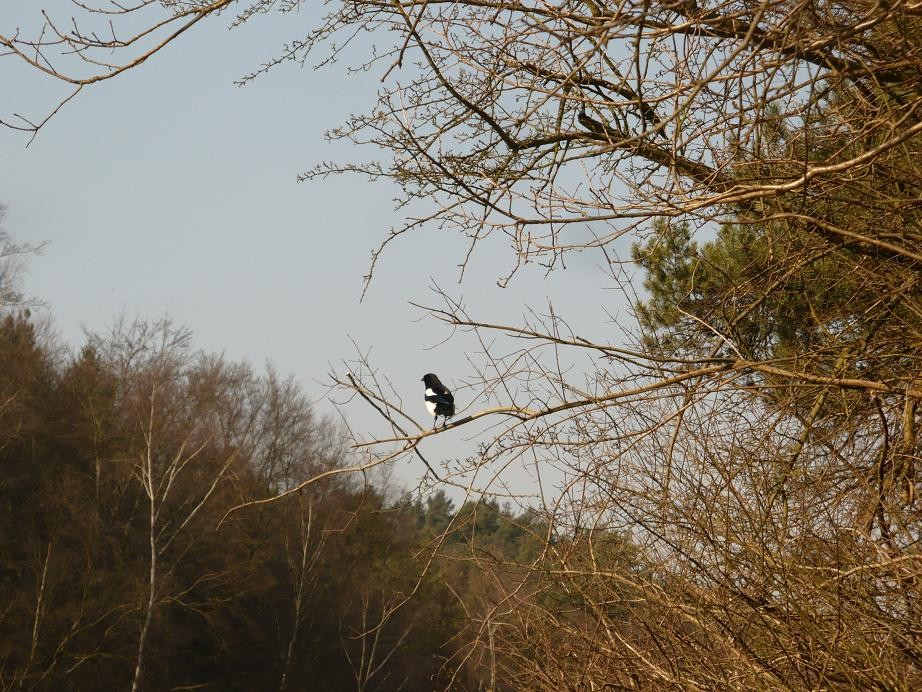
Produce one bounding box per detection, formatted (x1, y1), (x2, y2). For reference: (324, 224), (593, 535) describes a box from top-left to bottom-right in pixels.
(0, 311), (610, 690)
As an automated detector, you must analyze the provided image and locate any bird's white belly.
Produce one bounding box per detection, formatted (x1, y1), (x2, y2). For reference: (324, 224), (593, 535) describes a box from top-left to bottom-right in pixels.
(425, 388), (438, 417)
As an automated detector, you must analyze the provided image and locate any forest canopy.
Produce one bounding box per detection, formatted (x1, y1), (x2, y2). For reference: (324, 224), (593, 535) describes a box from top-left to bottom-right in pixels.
(0, 295), (595, 690)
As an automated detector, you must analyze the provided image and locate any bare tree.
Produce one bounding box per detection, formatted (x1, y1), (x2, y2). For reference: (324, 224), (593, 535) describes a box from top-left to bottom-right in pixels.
(341, 590), (414, 692)
(278, 493), (323, 692)
(0, 205), (40, 314)
(83, 320), (238, 692)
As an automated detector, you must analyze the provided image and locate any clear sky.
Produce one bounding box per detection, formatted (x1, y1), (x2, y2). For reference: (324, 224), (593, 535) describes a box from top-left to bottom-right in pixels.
(1, 3), (636, 501)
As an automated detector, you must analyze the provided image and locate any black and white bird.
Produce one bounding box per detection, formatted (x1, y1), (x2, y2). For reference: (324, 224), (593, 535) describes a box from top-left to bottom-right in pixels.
(421, 373), (455, 427)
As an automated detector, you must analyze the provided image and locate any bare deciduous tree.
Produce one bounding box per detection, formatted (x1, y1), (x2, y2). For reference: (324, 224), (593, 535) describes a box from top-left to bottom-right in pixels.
(0, 204), (41, 314)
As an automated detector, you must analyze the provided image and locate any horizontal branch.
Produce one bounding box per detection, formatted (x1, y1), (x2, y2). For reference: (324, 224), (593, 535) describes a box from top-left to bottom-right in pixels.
(351, 360), (922, 448)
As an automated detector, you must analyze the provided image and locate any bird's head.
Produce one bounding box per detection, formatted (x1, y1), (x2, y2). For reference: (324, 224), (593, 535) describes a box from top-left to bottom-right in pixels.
(421, 373), (439, 388)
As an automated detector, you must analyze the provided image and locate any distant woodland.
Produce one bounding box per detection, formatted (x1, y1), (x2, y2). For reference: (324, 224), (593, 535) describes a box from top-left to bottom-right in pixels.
(0, 306), (577, 690)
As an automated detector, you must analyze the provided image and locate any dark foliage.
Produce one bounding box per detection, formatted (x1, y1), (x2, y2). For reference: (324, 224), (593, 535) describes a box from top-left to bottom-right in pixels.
(0, 310), (593, 691)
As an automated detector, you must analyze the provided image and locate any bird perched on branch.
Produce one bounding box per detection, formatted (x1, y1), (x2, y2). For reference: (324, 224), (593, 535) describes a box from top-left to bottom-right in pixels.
(422, 373), (455, 427)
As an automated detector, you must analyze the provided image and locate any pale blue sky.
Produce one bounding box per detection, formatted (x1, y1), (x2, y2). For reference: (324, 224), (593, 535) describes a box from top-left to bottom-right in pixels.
(1, 3), (636, 497)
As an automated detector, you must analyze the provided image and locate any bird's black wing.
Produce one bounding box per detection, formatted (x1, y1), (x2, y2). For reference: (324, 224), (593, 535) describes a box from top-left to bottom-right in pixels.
(434, 383), (454, 405)
(426, 390), (453, 407)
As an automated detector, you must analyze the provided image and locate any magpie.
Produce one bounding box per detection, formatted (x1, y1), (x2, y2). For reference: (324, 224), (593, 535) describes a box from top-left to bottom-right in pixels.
(422, 373), (455, 427)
